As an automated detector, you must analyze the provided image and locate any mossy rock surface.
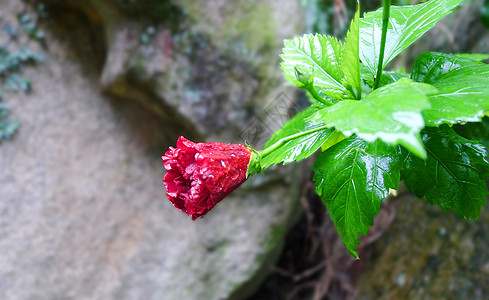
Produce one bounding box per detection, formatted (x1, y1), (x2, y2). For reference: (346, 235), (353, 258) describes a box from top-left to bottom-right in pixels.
(0, 0), (308, 300)
(357, 194), (489, 300)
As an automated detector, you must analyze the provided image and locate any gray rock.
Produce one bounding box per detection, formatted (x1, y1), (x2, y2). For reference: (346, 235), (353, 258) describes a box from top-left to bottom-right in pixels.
(0, 0), (308, 299)
(357, 193), (489, 300)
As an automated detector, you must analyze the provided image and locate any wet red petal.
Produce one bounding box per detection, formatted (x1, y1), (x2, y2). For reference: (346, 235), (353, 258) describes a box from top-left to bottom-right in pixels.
(162, 136), (252, 220)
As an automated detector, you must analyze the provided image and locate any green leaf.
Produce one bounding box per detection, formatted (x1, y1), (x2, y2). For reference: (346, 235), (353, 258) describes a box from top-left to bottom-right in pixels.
(308, 78), (437, 158)
(453, 116), (489, 150)
(425, 67), (489, 125)
(341, 4), (361, 99)
(0, 48), (20, 74)
(281, 34), (348, 102)
(361, 68), (408, 88)
(321, 131), (347, 151)
(360, 0), (463, 76)
(4, 73), (30, 92)
(411, 52), (482, 84)
(261, 105), (336, 168)
(0, 120), (21, 140)
(454, 53), (489, 62)
(402, 126), (489, 220)
(378, 71), (408, 86)
(294, 67), (339, 105)
(412, 52), (489, 126)
(15, 46), (45, 62)
(0, 46), (44, 75)
(313, 137), (401, 257)
(0, 104), (21, 141)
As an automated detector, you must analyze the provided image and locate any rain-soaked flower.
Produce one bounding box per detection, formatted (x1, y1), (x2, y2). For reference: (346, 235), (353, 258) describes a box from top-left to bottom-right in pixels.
(162, 136), (253, 220)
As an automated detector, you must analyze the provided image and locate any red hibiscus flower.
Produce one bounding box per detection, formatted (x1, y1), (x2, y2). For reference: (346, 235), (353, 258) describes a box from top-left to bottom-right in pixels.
(162, 136), (253, 220)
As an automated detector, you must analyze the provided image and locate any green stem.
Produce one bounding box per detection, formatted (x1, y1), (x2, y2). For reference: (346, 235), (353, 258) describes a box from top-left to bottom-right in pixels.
(308, 87), (333, 106)
(373, 0), (391, 90)
(259, 124), (330, 158)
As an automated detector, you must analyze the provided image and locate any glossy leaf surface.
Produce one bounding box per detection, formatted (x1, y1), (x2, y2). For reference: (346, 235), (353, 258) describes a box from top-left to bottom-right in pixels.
(453, 116), (489, 150)
(412, 52), (489, 125)
(359, 0), (463, 76)
(411, 52), (482, 84)
(313, 137), (400, 257)
(261, 106), (335, 168)
(281, 34), (347, 102)
(341, 6), (361, 99)
(308, 78), (436, 158)
(402, 126), (489, 220)
(361, 68), (408, 88)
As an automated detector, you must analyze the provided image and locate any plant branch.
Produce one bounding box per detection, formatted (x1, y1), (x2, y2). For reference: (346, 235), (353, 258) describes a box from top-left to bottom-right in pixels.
(373, 0), (391, 90)
(259, 125), (330, 158)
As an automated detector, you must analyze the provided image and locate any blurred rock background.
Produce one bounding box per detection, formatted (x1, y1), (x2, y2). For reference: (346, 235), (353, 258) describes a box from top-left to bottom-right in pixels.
(0, 0), (487, 300)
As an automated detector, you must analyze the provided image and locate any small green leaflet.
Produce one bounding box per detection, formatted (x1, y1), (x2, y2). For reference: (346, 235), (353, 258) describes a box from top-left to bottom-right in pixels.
(0, 46), (44, 74)
(341, 4), (361, 100)
(307, 78), (437, 158)
(359, 0), (464, 76)
(0, 103), (21, 141)
(411, 52), (489, 126)
(281, 34), (347, 103)
(4, 73), (30, 92)
(260, 105), (335, 169)
(402, 126), (489, 220)
(0, 119), (21, 140)
(313, 137), (401, 258)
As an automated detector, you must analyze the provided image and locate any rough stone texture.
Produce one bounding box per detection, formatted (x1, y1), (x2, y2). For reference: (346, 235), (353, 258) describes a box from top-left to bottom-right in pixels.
(356, 191), (489, 300)
(43, 0), (305, 143)
(0, 0), (308, 299)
